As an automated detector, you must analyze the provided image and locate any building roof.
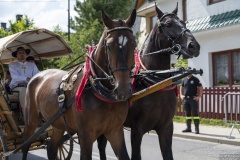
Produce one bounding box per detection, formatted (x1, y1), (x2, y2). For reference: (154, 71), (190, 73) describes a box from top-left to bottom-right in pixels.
(135, 0), (145, 10)
(135, 0), (156, 16)
(186, 9), (240, 32)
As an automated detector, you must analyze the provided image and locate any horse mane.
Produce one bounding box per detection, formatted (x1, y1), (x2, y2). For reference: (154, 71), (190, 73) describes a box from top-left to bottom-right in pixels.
(141, 22), (171, 70)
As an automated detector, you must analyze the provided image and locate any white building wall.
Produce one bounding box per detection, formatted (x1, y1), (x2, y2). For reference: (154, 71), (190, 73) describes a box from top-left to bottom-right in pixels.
(136, 0), (240, 88)
(189, 24), (240, 87)
(186, 0), (240, 20)
(185, 0), (240, 87)
(136, 0), (183, 49)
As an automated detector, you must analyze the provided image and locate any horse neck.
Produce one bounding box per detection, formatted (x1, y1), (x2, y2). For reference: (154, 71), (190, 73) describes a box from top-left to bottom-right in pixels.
(93, 34), (108, 77)
(141, 25), (171, 70)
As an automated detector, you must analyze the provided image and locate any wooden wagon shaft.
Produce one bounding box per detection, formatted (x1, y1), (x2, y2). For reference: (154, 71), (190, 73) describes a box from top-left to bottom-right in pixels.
(6, 141), (42, 151)
(9, 110), (63, 154)
(129, 69), (203, 102)
(1, 96), (75, 158)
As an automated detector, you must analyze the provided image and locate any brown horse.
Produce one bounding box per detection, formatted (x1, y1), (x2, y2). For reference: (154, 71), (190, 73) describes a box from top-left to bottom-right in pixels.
(21, 9), (136, 160)
(97, 4), (200, 160)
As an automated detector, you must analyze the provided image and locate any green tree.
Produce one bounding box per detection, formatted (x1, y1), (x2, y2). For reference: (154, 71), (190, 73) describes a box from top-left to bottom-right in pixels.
(175, 58), (188, 68)
(0, 28), (9, 38)
(8, 15), (35, 34)
(59, 0), (135, 70)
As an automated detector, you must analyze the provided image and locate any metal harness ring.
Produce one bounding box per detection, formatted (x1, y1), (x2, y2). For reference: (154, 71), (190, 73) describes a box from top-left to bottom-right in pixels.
(171, 44), (181, 54)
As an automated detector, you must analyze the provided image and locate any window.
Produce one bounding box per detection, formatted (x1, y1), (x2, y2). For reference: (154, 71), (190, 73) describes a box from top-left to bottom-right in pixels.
(209, 0), (225, 5)
(212, 49), (240, 87)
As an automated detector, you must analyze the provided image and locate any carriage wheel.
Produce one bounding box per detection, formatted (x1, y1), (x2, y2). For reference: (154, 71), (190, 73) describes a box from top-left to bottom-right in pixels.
(56, 138), (73, 160)
(0, 131), (8, 160)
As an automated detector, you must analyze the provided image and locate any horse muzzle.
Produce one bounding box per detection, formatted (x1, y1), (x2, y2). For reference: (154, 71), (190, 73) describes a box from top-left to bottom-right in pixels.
(181, 40), (200, 59)
(112, 83), (132, 101)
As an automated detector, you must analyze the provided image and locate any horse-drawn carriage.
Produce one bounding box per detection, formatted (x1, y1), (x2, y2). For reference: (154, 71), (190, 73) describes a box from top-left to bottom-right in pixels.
(0, 6), (203, 160)
(0, 28), (74, 160)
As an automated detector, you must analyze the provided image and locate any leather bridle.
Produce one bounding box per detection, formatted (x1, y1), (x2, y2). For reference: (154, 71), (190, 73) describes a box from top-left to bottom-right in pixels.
(142, 13), (191, 57)
(104, 26), (134, 84)
(157, 13), (190, 46)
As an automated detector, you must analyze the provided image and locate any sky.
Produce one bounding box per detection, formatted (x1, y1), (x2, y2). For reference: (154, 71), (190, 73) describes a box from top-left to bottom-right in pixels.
(0, 0), (81, 32)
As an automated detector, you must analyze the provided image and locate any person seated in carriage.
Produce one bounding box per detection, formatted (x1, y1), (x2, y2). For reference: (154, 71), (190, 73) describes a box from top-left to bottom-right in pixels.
(9, 47), (39, 108)
(26, 56), (35, 63)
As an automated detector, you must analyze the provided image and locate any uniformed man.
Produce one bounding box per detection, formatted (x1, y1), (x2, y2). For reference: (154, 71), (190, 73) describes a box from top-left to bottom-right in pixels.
(180, 72), (203, 134)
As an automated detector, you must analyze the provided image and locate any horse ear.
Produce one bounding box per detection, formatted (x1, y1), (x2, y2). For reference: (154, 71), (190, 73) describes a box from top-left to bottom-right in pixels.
(155, 5), (164, 19)
(101, 9), (114, 29)
(172, 2), (178, 15)
(125, 9), (136, 28)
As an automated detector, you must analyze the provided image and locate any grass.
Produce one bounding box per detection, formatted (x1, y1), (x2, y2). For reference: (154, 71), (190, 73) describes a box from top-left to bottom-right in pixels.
(173, 116), (228, 127)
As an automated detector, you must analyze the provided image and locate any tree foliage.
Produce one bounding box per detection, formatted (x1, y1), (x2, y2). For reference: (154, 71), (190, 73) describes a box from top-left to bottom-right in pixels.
(0, 0), (135, 70)
(0, 16), (35, 38)
(62, 0), (135, 69)
(175, 57), (188, 68)
(8, 15), (36, 34)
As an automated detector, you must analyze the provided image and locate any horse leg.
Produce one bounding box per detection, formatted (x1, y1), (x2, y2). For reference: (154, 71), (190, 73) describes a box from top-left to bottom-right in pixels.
(97, 135), (107, 160)
(105, 128), (130, 160)
(156, 122), (174, 160)
(47, 127), (64, 160)
(21, 126), (38, 160)
(21, 107), (39, 160)
(130, 127), (144, 160)
(78, 131), (95, 160)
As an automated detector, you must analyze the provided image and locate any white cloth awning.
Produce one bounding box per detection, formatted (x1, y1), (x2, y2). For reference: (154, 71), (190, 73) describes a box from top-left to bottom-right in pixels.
(0, 28), (73, 64)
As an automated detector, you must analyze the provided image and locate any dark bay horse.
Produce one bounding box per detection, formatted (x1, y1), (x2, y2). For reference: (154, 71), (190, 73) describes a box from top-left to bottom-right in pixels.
(21, 9), (137, 160)
(97, 4), (200, 160)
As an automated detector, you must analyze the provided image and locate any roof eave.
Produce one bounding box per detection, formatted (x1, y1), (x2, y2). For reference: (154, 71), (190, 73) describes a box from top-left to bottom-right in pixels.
(137, 3), (155, 16)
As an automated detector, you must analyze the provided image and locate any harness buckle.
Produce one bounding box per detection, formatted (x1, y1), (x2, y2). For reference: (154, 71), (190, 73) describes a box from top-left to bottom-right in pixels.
(68, 83), (73, 90)
(58, 94), (65, 103)
(71, 74), (77, 82)
(62, 74), (69, 81)
(60, 82), (68, 91)
(171, 44), (181, 54)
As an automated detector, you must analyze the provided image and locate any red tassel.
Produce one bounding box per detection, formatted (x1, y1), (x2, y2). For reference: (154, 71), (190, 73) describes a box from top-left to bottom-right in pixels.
(75, 46), (93, 112)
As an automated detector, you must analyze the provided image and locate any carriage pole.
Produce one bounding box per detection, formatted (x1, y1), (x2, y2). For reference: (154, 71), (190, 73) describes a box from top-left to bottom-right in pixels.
(0, 96), (75, 158)
(129, 69), (203, 102)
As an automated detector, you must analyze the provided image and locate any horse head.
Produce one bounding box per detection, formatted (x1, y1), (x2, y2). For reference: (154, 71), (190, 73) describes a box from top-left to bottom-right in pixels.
(93, 9), (136, 101)
(155, 3), (200, 59)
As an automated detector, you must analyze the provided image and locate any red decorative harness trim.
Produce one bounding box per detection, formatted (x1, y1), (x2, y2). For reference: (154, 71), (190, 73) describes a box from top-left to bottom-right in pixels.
(75, 46), (130, 112)
(75, 46), (95, 112)
(131, 50), (141, 93)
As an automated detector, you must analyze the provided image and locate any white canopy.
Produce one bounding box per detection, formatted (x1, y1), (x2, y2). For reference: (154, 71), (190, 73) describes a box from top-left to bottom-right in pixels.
(0, 28), (73, 64)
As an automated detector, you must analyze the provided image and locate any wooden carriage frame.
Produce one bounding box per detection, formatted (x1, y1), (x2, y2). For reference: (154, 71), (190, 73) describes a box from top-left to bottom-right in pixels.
(0, 28), (74, 160)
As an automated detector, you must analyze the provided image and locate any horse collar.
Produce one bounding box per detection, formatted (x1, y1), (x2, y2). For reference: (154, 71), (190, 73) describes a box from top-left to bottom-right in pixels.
(88, 47), (123, 103)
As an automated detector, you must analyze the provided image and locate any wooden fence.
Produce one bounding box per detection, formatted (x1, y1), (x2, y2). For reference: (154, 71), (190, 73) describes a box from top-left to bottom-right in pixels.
(175, 87), (240, 120)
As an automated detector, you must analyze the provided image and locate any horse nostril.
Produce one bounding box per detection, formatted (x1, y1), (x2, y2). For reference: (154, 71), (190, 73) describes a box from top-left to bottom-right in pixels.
(188, 42), (194, 49)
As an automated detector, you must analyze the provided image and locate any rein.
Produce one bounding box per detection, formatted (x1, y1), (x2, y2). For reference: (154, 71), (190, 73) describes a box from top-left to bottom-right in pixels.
(141, 44), (181, 57)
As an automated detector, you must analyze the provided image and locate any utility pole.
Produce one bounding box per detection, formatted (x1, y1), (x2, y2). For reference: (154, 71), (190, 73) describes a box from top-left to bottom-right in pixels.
(68, 0), (70, 41)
